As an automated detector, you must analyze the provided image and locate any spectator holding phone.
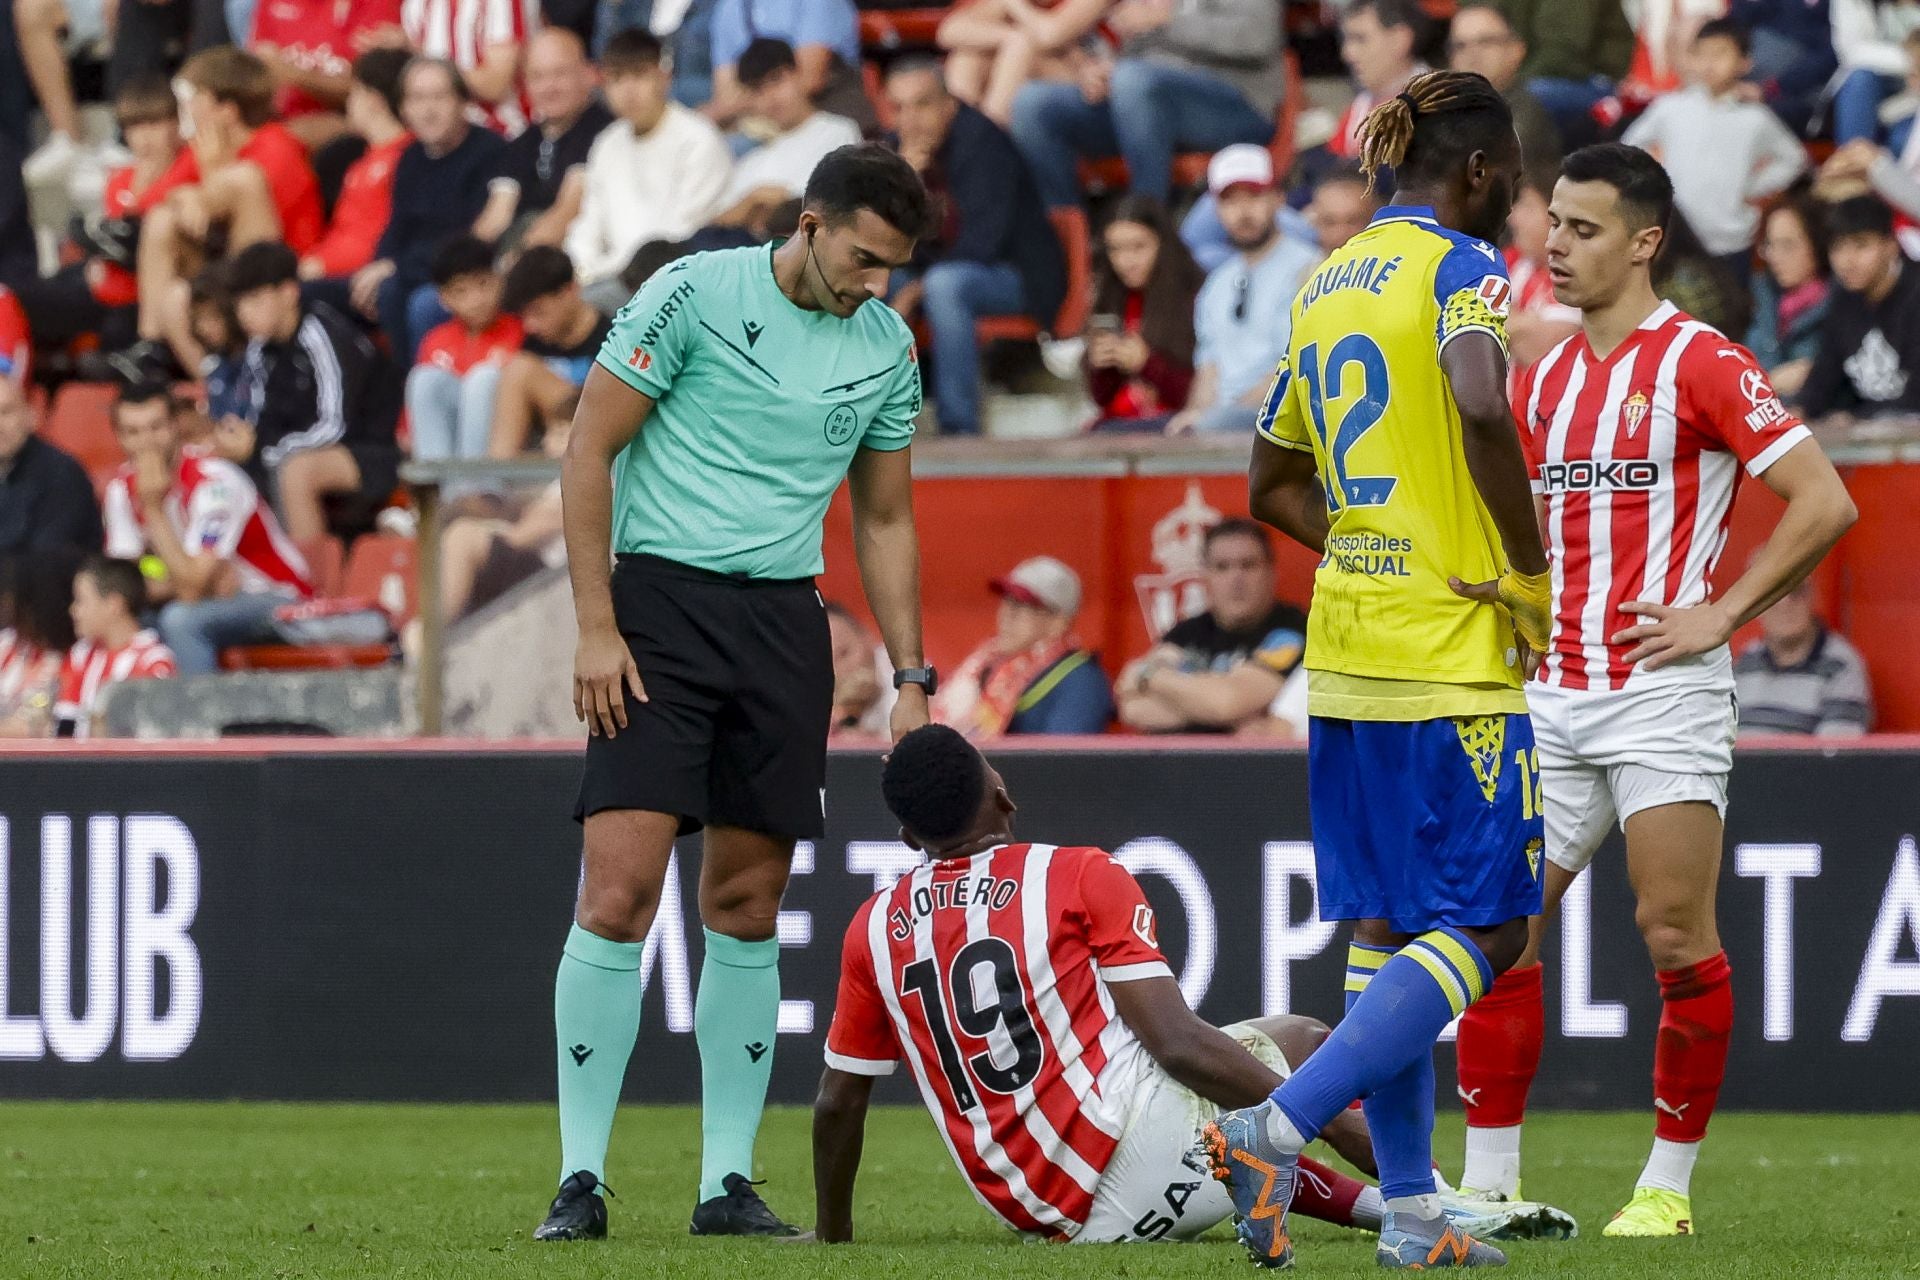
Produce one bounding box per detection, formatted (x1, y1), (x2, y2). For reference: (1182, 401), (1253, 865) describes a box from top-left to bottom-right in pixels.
(1084, 196), (1202, 432)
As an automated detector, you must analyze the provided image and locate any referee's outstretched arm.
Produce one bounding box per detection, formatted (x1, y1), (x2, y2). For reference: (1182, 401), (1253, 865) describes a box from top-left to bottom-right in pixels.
(562, 364), (653, 739)
(848, 443), (930, 740)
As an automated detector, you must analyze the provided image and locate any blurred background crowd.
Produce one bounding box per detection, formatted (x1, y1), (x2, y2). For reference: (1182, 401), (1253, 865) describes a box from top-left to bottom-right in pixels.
(0, 0), (1908, 741)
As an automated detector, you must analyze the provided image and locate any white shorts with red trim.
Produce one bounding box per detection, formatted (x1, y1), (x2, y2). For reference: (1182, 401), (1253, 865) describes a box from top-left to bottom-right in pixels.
(1528, 678), (1737, 874)
(1075, 1022), (1292, 1244)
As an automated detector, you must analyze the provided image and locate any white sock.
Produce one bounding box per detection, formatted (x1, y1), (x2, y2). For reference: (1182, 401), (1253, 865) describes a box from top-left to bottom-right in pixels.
(1351, 1185), (1385, 1230)
(1385, 1193), (1443, 1225)
(1461, 1124), (1524, 1196)
(1636, 1137), (1699, 1195)
(1430, 1163), (1456, 1194)
(1260, 1101), (1308, 1155)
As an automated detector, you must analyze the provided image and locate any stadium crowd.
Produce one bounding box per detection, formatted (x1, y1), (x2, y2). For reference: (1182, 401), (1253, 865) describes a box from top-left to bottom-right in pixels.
(0, 0), (1904, 737)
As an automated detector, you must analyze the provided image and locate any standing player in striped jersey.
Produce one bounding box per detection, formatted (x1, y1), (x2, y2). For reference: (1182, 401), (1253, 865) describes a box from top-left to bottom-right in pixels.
(1209, 70), (1550, 1271)
(1450, 145), (1857, 1238)
(812, 725), (1575, 1246)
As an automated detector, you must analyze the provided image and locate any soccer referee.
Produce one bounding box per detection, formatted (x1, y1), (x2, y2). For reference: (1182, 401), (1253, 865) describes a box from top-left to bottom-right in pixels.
(536, 145), (936, 1243)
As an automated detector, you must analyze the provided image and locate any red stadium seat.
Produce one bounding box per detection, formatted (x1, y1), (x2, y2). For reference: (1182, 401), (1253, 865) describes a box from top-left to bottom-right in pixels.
(296, 535), (346, 598)
(858, 8), (948, 51)
(218, 643), (392, 671)
(975, 207), (1092, 342)
(1077, 51), (1301, 196)
(340, 533), (419, 631)
(41, 381), (123, 476)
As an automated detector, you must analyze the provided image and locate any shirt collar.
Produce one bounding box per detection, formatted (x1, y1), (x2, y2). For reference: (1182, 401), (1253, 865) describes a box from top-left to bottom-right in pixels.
(1370, 203), (1439, 228)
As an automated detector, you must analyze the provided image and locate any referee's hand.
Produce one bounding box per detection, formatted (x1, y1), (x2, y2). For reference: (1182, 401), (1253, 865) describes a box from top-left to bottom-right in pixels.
(889, 686), (931, 742)
(575, 624), (647, 738)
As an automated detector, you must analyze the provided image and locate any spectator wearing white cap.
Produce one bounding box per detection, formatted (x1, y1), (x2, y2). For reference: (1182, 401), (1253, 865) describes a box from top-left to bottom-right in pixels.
(931, 555), (1114, 737)
(1167, 147), (1319, 437)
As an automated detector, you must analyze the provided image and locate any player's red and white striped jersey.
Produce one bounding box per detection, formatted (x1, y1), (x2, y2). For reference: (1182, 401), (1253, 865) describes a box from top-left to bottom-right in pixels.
(1517, 302), (1812, 692)
(54, 631), (177, 737)
(824, 843), (1173, 1239)
(0, 630), (59, 718)
(103, 451), (314, 599)
(401, 0), (538, 134)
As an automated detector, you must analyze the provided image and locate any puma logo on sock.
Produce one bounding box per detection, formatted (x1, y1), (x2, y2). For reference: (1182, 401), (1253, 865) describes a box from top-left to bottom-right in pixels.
(1457, 1086), (1483, 1107)
(1654, 1097), (1690, 1119)
(745, 1042), (768, 1063)
(569, 1043), (594, 1066)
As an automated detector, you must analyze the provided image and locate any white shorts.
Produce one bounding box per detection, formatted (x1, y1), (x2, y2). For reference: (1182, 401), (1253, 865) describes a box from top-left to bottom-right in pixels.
(1076, 1022), (1292, 1244)
(1528, 679), (1737, 875)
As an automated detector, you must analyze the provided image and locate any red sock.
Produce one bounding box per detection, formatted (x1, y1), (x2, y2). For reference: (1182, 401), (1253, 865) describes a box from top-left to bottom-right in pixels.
(1652, 951), (1733, 1143)
(1454, 962), (1544, 1128)
(1291, 1156), (1367, 1227)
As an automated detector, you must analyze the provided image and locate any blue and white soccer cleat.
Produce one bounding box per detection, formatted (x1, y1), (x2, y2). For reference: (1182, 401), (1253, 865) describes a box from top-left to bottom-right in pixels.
(1440, 1192), (1579, 1241)
(1202, 1104), (1298, 1269)
(1377, 1209), (1509, 1268)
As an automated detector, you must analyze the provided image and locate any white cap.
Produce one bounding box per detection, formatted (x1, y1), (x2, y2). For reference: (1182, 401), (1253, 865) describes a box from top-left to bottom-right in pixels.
(1207, 144), (1275, 196)
(991, 556), (1082, 616)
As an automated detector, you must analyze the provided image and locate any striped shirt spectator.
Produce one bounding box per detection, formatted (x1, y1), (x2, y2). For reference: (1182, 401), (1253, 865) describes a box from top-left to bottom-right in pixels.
(402, 0), (539, 134)
(1735, 583), (1874, 737)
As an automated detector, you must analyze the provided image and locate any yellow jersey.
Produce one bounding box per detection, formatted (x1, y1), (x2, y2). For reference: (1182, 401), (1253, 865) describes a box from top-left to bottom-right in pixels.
(1256, 203), (1526, 722)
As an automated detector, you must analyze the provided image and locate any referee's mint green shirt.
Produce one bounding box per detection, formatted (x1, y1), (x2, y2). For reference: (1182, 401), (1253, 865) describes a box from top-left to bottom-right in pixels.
(596, 243), (921, 580)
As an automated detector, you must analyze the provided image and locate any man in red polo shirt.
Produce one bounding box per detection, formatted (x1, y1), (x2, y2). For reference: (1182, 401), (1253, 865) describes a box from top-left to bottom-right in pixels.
(124, 46), (326, 378)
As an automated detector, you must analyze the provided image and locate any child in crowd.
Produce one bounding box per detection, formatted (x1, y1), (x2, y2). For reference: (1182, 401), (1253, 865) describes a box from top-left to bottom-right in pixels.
(19, 75), (184, 361)
(409, 236), (525, 478)
(1622, 19), (1807, 275)
(52, 557), (178, 740)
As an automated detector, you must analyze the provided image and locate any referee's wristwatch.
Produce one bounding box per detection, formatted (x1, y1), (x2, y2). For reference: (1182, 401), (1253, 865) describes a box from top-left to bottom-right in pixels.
(893, 665), (939, 696)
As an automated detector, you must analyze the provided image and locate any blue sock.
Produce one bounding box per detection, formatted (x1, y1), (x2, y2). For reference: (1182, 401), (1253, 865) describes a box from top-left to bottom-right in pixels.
(1340, 941), (1441, 1202)
(1273, 929), (1493, 1144)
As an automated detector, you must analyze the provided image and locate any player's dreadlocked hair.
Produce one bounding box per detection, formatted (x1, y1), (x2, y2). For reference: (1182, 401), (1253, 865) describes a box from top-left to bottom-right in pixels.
(882, 725), (989, 850)
(1355, 69), (1514, 195)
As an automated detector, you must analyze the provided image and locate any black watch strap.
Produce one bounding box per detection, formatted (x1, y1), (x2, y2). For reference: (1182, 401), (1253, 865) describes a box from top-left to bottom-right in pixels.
(893, 665), (939, 695)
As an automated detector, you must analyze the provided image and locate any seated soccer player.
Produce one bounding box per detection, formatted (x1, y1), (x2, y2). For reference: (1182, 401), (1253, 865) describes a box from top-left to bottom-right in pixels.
(810, 725), (1577, 1246)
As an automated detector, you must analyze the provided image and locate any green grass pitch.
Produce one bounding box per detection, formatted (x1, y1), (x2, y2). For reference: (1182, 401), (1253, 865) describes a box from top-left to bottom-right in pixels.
(3, 1103), (1916, 1278)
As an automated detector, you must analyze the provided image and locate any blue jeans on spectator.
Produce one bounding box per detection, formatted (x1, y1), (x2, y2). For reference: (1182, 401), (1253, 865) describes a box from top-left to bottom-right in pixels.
(917, 260), (1026, 435)
(1833, 70), (1907, 143)
(406, 362), (504, 495)
(159, 592), (285, 676)
(1010, 60), (1275, 207)
(1747, 26), (1836, 133)
(1527, 74), (1614, 144)
(378, 275), (452, 363)
(668, 0), (718, 108)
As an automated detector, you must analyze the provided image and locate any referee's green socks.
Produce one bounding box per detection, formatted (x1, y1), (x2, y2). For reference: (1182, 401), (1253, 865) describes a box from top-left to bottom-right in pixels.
(696, 928), (780, 1202)
(554, 923), (645, 1189)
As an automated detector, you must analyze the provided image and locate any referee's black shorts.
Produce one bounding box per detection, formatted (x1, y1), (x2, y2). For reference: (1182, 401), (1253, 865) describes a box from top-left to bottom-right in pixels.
(574, 553), (834, 839)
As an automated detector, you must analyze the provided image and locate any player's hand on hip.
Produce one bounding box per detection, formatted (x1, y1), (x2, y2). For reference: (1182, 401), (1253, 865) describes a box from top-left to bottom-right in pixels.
(573, 625), (646, 738)
(889, 686), (931, 742)
(1450, 568), (1553, 648)
(1612, 599), (1733, 671)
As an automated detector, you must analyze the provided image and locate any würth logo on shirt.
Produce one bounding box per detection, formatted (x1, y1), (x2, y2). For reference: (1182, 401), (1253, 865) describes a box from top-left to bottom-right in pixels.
(628, 347), (652, 372)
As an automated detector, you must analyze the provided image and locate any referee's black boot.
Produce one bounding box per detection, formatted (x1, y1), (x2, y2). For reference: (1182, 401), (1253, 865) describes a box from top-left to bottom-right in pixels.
(534, 1170), (610, 1241)
(689, 1173), (800, 1237)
